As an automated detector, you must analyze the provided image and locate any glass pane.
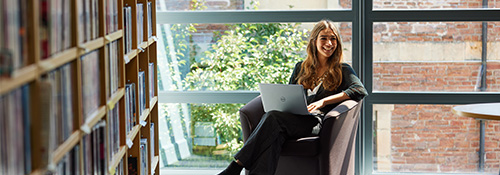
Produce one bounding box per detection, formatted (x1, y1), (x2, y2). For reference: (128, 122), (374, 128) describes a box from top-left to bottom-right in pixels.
(373, 104), (500, 173)
(156, 0), (351, 11)
(157, 22), (353, 91)
(158, 103), (244, 170)
(373, 22), (500, 92)
(374, 0), (500, 9)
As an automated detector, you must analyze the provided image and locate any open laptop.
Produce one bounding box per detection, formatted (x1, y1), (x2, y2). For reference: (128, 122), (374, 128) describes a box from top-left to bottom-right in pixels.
(258, 83), (310, 115)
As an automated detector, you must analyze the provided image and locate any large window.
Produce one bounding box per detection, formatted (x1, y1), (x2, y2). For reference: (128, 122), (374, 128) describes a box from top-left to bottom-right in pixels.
(156, 0), (500, 174)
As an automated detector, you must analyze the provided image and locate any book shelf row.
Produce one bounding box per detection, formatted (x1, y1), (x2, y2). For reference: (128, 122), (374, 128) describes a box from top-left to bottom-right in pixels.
(0, 0), (159, 174)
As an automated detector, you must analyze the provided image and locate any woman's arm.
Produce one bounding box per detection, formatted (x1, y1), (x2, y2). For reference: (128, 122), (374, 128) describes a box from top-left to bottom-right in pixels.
(308, 64), (367, 112)
(341, 63), (368, 101)
(307, 92), (350, 112)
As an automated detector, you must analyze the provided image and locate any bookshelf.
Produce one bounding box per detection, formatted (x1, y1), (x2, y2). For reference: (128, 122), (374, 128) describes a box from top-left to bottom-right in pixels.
(0, 0), (159, 174)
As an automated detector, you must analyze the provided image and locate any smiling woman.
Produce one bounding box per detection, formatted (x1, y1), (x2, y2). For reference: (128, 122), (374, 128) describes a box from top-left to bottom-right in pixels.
(215, 19), (367, 175)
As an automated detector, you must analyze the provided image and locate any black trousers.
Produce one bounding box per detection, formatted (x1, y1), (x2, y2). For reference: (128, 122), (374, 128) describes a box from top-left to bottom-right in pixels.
(234, 111), (322, 175)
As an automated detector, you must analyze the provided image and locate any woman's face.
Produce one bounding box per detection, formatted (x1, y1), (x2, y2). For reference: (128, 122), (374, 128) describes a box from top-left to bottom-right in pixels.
(315, 28), (337, 61)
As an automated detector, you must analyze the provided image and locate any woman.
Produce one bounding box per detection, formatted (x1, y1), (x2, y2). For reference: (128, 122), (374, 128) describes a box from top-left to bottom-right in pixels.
(219, 19), (368, 175)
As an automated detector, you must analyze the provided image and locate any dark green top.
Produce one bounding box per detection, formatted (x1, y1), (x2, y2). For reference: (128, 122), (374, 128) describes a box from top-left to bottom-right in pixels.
(289, 62), (368, 114)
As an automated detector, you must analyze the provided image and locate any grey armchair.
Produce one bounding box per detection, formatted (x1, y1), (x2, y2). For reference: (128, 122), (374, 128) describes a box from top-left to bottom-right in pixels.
(239, 96), (363, 175)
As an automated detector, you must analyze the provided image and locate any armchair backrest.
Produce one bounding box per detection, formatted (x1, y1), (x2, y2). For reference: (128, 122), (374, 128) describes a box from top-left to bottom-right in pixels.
(239, 96), (265, 142)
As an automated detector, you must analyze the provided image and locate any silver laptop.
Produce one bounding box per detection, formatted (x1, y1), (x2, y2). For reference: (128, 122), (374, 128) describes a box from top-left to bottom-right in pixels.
(258, 83), (310, 115)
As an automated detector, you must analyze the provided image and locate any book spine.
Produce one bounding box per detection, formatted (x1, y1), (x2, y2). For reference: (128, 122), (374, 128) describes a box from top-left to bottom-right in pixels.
(147, 2), (152, 38)
(40, 0), (50, 59)
(138, 71), (145, 116)
(22, 85), (31, 174)
(93, 0), (99, 39)
(140, 138), (148, 175)
(84, 0), (90, 42)
(149, 63), (154, 100)
(125, 84), (130, 134)
(62, 0), (71, 50)
(136, 3), (143, 45)
(150, 122), (155, 174)
(128, 157), (138, 175)
(77, 0), (85, 43)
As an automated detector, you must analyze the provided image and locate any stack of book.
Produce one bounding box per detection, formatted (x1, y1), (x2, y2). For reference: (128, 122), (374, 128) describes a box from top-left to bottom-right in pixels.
(105, 0), (119, 34)
(138, 71), (146, 117)
(82, 120), (106, 175)
(55, 145), (80, 174)
(81, 50), (100, 120)
(108, 41), (120, 98)
(0, 86), (31, 175)
(147, 2), (153, 39)
(140, 138), (148, 175)
(150, 123), (155, 174)
(39, 0), (72, 60)
(123, 6), (133, 54)
(0, 0), (28, 77)
(136, 3), (144, 45)
(125, 83), (137, 135)
(78, 0), (100, 44)
(41, 63), (75, 148)
(107, 104), (120, 160)
(149, 63), (155, 101)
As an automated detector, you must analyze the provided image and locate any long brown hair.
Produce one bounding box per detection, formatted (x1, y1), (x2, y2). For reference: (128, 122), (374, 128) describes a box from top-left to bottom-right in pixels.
(297, 19), (343, 91)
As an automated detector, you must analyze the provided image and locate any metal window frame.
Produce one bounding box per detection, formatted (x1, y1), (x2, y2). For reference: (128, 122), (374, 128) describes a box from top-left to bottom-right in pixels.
(156, 3), (500, 174)
(361, 2), (500, 174)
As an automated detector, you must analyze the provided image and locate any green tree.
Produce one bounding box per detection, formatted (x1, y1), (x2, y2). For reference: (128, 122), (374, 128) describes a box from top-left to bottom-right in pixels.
(185, 22), (309, 157)
(185, 23), (308, 91)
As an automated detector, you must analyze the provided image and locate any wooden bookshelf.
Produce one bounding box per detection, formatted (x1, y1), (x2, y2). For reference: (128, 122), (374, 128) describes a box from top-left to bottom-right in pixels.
(0, 0), (159, 174)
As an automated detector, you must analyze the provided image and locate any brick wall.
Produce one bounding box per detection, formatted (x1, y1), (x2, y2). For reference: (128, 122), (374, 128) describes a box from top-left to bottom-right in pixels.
(374, 62), (500, 173)
(372, 22), (500, 43)
(373, 62), (500, 91)
(386, 104), (500, 173)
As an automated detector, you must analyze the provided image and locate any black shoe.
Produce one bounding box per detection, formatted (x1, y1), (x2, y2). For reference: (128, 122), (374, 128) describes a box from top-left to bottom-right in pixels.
(218, 161), (244, 175)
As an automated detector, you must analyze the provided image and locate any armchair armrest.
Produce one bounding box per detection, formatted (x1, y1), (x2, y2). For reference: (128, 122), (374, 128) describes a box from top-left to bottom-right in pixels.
(239, 96), (265, 142)
(319, 100), (363, 175)
(323, 100), (360, 121)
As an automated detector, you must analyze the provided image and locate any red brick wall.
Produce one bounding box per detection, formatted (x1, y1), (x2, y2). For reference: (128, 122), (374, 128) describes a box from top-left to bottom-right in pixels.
(373, 62), (500, 92)
(371, 22), (500, 42)
(389, 104), (500, 173)
(374, 62), (500, 173)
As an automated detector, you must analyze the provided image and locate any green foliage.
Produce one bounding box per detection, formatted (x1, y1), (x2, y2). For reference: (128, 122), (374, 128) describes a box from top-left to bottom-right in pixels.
(185, 23), (308, 91)
(191, 103), (244, 156)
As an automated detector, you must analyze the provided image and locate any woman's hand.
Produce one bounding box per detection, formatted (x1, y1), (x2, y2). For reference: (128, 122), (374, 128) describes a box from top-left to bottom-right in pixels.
(308, 99), (325, 112)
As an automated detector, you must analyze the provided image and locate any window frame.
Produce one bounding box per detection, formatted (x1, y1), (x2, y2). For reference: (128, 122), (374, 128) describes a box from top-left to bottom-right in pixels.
(156, 1), (500, 174)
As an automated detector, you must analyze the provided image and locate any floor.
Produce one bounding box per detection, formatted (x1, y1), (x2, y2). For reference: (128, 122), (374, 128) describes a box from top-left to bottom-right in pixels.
(160, 168), (245, 175)
(159, 154), (245, 175)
